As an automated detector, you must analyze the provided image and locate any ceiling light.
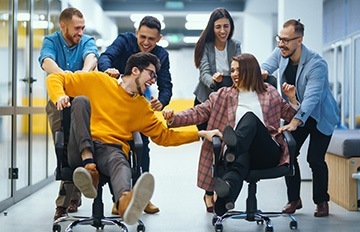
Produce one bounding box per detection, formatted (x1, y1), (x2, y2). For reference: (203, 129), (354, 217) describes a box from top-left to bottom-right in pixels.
(17, 13), (30, 21)
(183, 36), (199, 44)
(185, 21), (207, 30)
(165, 1), (184, 10)
(186, 14), (209, 22)
(33, 21), (54, 29)
(157, 39), (169, 48)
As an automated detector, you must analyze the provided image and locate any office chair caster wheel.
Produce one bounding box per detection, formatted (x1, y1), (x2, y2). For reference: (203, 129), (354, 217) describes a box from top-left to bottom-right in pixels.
(215, 223), (223, 232)
(52, 224), (61, 232)
(290, 220), (298, 229)
(212, 216), (218, 226)
(137, 224), (145, 232)
(265, 226), (274, 232)
(256, 219), (264, 225)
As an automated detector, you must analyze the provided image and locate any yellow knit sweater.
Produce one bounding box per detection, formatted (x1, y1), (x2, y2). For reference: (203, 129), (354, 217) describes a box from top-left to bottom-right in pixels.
(46, 71), (199, 156)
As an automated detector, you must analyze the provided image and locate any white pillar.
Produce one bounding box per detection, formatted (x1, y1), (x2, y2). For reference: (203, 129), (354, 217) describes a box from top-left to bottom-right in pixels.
(61, 0), (118, 43)
(242, 0), (278, 64)
(278, 0), (323, 54)
(278, 0), (324, 180)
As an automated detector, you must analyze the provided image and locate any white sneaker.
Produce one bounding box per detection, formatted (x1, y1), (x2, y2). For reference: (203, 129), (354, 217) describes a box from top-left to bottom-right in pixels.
(123, 172), (155, 225)
(73, 167), (97, 199)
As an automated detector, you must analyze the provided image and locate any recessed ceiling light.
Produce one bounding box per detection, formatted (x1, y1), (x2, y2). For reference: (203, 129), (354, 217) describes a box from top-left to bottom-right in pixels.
(183, 36), (199, 44)
(185, 14), (209, 22)
(185, 21), (207, 30)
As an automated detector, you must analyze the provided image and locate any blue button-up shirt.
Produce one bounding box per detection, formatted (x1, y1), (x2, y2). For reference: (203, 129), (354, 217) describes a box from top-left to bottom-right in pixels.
(38, 31), (99, 72)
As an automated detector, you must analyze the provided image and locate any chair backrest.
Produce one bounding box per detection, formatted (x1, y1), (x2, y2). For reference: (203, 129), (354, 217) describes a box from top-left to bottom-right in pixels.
(265, 74), (277, 89)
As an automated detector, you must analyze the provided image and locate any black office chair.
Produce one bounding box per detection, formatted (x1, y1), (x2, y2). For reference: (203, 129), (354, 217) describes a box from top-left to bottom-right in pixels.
(52, 105), (145, 232)
(211, 75), (298, 232)
(211, 131), (298, 232)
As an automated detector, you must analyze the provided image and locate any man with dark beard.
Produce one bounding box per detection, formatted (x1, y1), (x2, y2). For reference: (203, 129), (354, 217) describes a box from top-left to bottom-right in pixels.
(261, 19), (339, 218)
(46, 52), (221, 225)
(98, 15), (172, 215)
(38, 7), (98, 221)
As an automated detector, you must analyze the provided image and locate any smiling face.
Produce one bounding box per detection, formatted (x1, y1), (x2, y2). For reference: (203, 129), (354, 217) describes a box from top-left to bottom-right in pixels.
(136, 25), (162, 53)
(230, 60), (240, 86)
(61, 15), (85, 46)
(277, 25), (302, 59)
(133, 64), (157, 95)
(213, 17), (231, 46)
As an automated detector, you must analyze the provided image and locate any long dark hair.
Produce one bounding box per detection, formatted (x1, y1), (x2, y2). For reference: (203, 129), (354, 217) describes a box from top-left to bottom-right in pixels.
(194, 8), (235, 68)
(232, 53), (267, 93)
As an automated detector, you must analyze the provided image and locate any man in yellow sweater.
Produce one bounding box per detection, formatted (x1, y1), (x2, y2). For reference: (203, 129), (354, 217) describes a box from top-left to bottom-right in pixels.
(46, 52), (221, 225)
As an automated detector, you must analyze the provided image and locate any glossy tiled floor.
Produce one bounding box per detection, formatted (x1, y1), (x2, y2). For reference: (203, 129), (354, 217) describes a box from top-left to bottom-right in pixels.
(0, 141), (359, 232)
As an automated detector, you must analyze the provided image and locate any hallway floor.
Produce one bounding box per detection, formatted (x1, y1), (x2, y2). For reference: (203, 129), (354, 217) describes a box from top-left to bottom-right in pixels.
(0, 141), (359, 231)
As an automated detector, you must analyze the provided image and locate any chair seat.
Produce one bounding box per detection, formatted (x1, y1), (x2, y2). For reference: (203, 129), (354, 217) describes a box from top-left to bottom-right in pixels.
(246, 164), (290, 182)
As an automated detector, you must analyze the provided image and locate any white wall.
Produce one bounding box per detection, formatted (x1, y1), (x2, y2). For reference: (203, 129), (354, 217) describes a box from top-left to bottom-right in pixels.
(242, 0), (278, 63)
(61, 0), (118, 42)
(149, 48), (198, 100)
(278, 0), (323, 54)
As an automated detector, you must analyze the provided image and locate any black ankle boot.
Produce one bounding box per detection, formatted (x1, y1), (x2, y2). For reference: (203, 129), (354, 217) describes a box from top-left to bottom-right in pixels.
(215, 178), (230, 198)
(222, 126), (237, 148)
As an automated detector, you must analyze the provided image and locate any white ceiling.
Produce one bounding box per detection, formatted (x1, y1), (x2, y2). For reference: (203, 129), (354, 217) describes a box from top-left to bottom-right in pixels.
(99, 0), (246, 49)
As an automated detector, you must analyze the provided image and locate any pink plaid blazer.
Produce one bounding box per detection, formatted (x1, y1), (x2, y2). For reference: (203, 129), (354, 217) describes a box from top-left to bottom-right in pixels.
(170, 83), (297, 191)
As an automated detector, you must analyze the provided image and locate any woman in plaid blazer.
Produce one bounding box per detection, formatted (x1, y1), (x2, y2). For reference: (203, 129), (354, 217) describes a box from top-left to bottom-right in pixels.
(163, 53), (300, 215)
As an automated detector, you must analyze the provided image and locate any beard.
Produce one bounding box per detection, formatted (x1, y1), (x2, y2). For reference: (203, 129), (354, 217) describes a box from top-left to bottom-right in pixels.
(135, 77), (144, 96)
(64, 28), (81, 46)
(279, 46), (296, 59)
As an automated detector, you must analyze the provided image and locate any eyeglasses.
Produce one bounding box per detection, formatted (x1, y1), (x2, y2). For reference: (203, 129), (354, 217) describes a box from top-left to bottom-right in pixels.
(143, 68), (157, 80)
(275, 35), (300, 45)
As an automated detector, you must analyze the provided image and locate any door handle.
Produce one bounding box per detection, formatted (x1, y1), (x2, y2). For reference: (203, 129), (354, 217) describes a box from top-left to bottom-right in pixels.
(21, 77), (37, 83)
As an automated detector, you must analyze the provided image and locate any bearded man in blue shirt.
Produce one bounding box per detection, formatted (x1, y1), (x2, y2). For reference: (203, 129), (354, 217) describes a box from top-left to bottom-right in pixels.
(38, 7), (99, 221)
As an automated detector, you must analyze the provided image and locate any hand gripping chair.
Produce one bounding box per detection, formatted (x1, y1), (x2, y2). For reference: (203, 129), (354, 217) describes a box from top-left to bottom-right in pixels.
(211, 76), (298, 232)
(52, 105), (145, 232)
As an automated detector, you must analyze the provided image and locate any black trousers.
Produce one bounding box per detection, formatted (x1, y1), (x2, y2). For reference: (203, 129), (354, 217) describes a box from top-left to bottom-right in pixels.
(285, 117), (332, 204)
(221, 112), (281, 202)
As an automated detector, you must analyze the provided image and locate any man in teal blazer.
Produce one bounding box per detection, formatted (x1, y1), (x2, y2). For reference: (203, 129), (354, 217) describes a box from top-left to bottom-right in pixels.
(261, 19), (339, 217)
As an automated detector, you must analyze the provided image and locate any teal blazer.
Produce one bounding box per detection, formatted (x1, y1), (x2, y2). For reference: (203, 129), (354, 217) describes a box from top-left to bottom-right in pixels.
(261, 44), (340, 135)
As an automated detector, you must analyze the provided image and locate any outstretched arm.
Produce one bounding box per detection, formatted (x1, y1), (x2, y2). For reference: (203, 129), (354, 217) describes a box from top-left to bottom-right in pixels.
(198, 129), (222, 142)
(42, 58), (64, 74)
(82, 53), (98, 72)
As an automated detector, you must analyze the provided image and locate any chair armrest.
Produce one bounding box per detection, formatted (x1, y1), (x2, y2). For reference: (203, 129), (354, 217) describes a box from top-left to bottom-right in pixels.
(213, 136), (222, 158)
(282, 130), (296, 157)
(282, 130), (296, 176)
(265, 74), (277, 88)
(55, 131), (64, 150)
(132, 131), (143, 157)
(212, 135), (222, 177)
(129, 131), (143, 181)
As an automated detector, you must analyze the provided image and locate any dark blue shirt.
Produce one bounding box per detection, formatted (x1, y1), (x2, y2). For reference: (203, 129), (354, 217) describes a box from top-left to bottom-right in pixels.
(98, 32), (172, 107)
